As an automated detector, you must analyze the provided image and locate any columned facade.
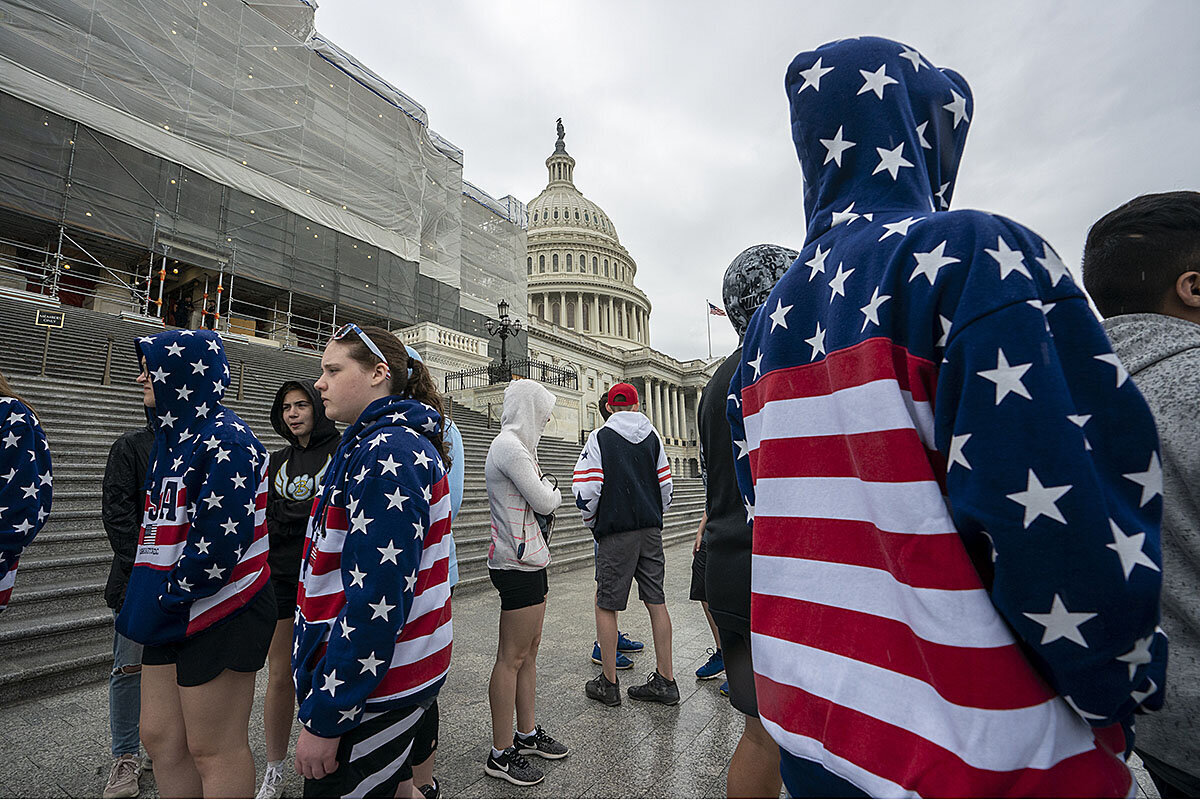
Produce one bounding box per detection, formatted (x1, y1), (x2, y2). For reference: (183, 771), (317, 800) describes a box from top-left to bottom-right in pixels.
(522, 123), (713, 475)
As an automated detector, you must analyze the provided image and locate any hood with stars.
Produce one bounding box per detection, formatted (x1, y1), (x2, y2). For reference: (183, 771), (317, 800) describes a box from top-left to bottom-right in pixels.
(136, 328), (230, 443)
(787, 36), (972, 244)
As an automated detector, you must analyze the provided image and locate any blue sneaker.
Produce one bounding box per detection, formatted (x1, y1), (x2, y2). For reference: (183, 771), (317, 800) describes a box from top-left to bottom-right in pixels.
(617, 631), (644, 653)
(719, 680), (729, 697)
(592, 642), (634, 669)
(695, 648), (724, 680)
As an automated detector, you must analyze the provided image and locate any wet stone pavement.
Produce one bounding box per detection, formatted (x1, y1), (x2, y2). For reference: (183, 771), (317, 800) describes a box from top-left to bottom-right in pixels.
(0, 540), (1161, 798)
(0, 543), (743, 799)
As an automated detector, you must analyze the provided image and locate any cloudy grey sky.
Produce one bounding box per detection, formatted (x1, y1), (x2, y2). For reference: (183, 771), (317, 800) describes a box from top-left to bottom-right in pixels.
(315, 1), (1200, 362)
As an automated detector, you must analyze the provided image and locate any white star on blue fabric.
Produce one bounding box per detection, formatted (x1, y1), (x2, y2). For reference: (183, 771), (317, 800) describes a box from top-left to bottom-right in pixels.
(1095, 353), (1129, 387)
(985, 237), (1032, 281)
(804, 322), (826, 361)
(828, 263), (854, 303)
(747, 350), (764, 380)
(880, 216), (923, 241)
(1107, 519), (1160, 580)
(898, 46), (923, 71)
(820, 126), (856, 167)
(859, 287), (891, 332)
(806, 245), (830, 280)
(873, 143), (914, 180)
(943, 91), (970, 128)
(857, 64), (898, 99)
(1006, 469), (1071, 528)
(768, 300), (793, 332)
(1123, 452), (1163, 507)
(1024, 594), (1095, 647)
(978, 349), (1032, 404)
(910, 241), (960, 285)
(797, 57), (834, 93)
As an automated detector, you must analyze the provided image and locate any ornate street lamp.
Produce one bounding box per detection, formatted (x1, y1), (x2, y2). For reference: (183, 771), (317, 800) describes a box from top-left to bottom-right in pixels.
(483, 298), (522, 382)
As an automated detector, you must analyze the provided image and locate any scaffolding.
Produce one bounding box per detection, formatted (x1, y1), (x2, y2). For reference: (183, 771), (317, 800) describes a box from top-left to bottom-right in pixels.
(0, 0), (527, 344)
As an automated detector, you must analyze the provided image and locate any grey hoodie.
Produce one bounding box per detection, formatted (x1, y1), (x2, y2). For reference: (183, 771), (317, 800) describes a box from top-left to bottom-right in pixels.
(1105, 313), (1200, 777)
(485, 380), (562, 571)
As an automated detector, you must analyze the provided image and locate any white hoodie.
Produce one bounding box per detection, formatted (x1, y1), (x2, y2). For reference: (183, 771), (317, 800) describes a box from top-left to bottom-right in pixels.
(484, 380), (562, 571)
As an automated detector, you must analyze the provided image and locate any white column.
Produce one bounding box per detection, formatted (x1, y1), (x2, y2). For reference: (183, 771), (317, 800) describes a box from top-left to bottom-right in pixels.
(573, 292), (581, 330)
(593, 294), (600, 333)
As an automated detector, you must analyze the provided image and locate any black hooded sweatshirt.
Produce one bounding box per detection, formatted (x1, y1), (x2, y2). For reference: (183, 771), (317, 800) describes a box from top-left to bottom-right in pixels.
(101, 418), (154, 611)
(267, 380), (338, 583)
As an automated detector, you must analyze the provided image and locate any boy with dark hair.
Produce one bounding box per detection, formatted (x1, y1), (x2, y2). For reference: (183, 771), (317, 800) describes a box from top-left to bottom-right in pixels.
(576, 383), (675, 706)
(1083, 190), (1200, 798)
(101, 415), (154, 798)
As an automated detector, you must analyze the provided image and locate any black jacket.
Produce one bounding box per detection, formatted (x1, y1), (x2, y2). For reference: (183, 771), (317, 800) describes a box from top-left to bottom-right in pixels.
(102, 425), (154, 611)
(267, 379), (339, 583)
(700, 349), (753, 635)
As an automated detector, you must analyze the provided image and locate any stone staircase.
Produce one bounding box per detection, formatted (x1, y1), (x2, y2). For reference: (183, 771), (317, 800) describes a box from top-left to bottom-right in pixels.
(0, 296), (704, 704)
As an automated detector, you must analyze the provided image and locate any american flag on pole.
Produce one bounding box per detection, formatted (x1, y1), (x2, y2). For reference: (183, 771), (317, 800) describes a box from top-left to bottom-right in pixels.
(726, 36), (1166, 798)
(708, 301), (726, 317)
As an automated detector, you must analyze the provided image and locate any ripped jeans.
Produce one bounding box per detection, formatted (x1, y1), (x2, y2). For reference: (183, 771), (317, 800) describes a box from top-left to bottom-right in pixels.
(110, 610), (142, 757)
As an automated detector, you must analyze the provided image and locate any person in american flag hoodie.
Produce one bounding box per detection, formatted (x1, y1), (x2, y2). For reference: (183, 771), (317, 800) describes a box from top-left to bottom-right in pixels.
(0, 369), (52, 614)
(293, 324), (453, 799)
(726, 36), (1168, 798)
(115, 329), (273, 798)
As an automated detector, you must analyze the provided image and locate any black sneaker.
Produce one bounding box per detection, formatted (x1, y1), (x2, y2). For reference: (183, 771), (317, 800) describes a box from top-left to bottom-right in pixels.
(417, 777), (440, 798)
(484, 746), (544, 786)
(516, 725), (570, 760)
(628, 670), (680, 705)
(585, 673), (621, 706)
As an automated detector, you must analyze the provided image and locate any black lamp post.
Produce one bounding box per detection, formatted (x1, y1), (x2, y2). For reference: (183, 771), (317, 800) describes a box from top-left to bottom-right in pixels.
(483, 298), (522, 382)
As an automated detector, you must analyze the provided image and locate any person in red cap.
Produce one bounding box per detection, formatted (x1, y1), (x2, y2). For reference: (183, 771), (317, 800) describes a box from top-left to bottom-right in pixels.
(573, 383), (676, 706)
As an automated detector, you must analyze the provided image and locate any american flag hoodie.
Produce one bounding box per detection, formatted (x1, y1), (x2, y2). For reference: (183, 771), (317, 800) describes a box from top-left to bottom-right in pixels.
(0, 396), (52, 612)
(115, 329), (270, 646)
(727, 37), (1166, 798)
(293, 395), (453, 739)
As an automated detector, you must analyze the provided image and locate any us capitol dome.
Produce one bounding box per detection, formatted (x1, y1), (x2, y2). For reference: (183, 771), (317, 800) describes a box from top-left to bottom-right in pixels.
(525, 120), (651, 350)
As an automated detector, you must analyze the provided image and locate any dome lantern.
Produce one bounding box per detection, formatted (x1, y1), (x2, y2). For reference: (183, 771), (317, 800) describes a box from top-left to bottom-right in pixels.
(546, 117), (575, 186)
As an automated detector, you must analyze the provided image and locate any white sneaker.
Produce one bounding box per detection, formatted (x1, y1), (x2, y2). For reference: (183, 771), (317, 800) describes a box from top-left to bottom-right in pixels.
(256, 764), (285, 799)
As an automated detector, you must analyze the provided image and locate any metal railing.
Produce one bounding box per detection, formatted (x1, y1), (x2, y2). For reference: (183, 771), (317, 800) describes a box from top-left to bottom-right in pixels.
(445, 358), (579, 392)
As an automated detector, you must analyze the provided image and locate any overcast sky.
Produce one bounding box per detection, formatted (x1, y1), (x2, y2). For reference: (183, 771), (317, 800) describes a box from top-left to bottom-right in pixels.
(315, 1), (1200, 363)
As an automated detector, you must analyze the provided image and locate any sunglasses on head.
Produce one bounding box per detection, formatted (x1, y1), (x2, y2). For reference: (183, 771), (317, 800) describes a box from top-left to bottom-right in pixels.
(332, 323), (391, 378)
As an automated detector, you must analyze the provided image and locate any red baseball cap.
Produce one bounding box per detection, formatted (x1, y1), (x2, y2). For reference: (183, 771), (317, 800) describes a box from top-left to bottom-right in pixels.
(607, 382), (639, 407)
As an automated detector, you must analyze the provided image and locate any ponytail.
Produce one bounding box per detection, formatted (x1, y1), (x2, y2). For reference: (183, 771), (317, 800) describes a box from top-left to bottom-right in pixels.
(340, 325), (451, 470)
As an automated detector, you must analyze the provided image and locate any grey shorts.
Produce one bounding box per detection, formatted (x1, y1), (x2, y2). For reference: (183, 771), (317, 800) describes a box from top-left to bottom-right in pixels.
(595, 527), (666, 611)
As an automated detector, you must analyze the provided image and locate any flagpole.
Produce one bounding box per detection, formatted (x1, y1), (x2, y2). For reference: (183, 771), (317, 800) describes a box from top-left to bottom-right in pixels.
(706, 299), (712, 360)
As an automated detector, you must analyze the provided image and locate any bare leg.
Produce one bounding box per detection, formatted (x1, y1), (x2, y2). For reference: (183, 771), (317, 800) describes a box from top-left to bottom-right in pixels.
(409, 754), (434, 797)
(594, 606), (619, 683)
(180, 668), (258, 798)
(515, 602), (546, 734)
(645, 602), (674, 681)
(727, 714), (783, 798)
(140, 664), (203, 798)
(263, 618), (295, 763)
(487, 602), (545, 751)
(701, 601), (720, 650)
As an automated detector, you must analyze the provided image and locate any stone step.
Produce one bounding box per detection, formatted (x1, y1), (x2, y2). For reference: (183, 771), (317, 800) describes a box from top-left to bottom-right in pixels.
(0, 577), (108, 622)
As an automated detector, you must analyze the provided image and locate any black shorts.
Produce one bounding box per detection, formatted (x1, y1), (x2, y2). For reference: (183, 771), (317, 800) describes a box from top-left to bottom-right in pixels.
(142, 585), (275, 687)
(595, 527), (666, 611)
(409, 699), (439, 766)
(272, 575), (299, 621)
(717, 626), (759, 718)
(490, 568), (548, 611)
(689, 541), (708, 602)
(303, 704), (427, 798)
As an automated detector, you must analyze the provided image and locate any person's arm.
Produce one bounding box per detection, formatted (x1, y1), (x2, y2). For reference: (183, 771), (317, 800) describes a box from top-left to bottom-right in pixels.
(935, 295), (1166, 725)
(500, 439), (561, 516)
(655, 431), (673, 514)
(297, 468), (429, 737)
(445, 421), (465, 520)
(0, 405), (52, 611)
(159, 439), (264, 610)
(694, 510), (708, 553)
(101, 434), (142, 571)
(572, 432), (603, 528)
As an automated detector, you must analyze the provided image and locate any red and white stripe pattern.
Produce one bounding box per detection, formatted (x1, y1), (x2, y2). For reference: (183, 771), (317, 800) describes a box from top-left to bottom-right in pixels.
(742, 337), (1133, 797)
(186, 461), (271, 634)
(299, 473), (453, 708)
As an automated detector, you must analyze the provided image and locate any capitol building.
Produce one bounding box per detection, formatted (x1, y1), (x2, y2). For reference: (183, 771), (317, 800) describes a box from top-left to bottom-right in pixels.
(519, 123), (714, 476)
